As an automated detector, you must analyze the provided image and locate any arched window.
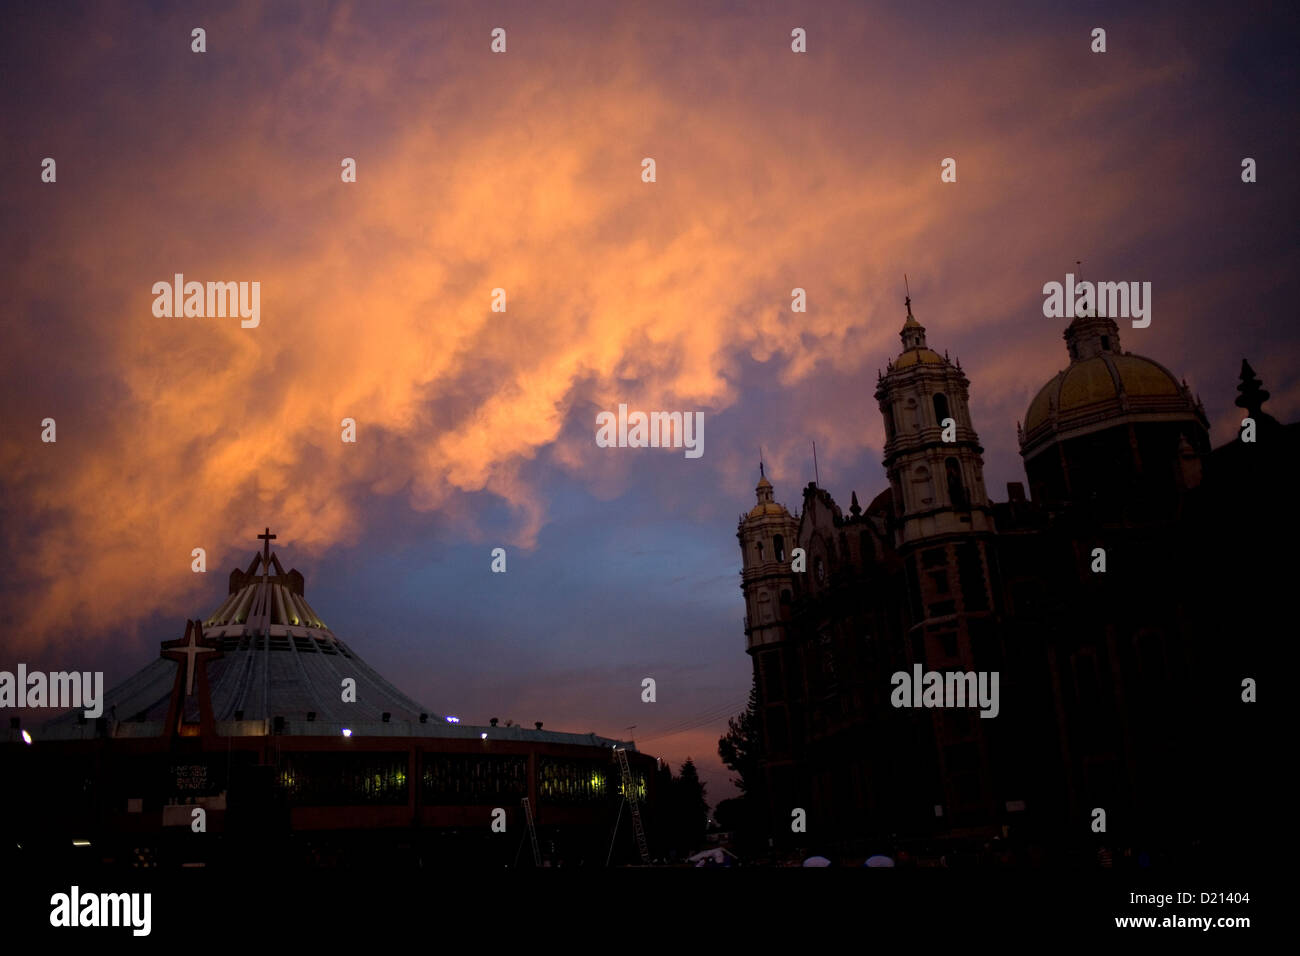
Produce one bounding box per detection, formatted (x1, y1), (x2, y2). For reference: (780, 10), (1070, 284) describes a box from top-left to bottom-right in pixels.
(773, 535), (785, 563)
(913, 465), (935, 507)
(932, 393), (951, 426)
(883, 404), (896, 440)
(945, 457), (968, 510)
(756, 540), (764, 561)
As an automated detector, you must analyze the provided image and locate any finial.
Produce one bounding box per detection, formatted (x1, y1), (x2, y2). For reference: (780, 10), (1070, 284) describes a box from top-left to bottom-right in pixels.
(850, 490), (861, 517)
(1235, 357), (1269, 417)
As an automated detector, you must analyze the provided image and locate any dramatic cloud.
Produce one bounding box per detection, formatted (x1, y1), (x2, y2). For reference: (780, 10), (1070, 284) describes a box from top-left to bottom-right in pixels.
(2, 0), (1297, 796)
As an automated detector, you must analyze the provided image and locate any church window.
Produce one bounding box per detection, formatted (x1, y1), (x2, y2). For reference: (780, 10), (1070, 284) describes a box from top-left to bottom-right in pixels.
(422, 755), (527, 805)
(818, 632), (836, 682)
(762, 651), (784, 703)
(538, 758), (613, 805)
(883, 405), (896, 440)
(957, 541), (989, 612)
(767, 707), (790, 754)
(774, 535), (785, 562)
(906, 557), (924, 624)
(913, 465), (934, 506)
(946, 457), (968, 511)
(278, 752), (408, 807)
(932, 393), (951, 425)
(756, 540), (764, 561)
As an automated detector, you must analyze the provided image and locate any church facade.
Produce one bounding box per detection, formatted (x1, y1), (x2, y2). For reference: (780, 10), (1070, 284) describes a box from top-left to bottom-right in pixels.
(737, 298), (1282, 863)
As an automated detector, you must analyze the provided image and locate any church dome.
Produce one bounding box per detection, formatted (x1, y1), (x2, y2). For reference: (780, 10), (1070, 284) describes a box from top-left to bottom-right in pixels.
(1019, 308), (1207, 464)
(1025, 353), (1183, 434)
(892, 348), (945, 369)
(746, 467), (790, 518)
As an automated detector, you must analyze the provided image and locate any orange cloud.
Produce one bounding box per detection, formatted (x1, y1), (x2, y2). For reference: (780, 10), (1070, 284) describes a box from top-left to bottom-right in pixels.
(0, 1), (1280, 657)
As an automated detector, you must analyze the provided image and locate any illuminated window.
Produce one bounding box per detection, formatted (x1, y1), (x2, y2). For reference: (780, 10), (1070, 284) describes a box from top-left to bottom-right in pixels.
(278, 752), (408, 806)
(422, 755), (527, 805)
(539, 758), (612, 805)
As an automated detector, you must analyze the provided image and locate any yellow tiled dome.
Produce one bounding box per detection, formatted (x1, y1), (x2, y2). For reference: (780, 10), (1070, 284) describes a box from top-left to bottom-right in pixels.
(893, 348), (945, 369)
(1024, 354), (1183, 433)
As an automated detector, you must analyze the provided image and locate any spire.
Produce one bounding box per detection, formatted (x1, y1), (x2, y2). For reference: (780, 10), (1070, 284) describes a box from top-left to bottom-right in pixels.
(850, 490), (861, 517)
(755, 463), (774, 504)
(1235, 358), (1269, 418)
(899, 285), (927, 351)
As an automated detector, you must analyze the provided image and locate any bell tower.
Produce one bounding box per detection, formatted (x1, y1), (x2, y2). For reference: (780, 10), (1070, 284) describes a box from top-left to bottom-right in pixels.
(737, 463), (801, 824)
(874, 295), (993, 550)
(737, 463), (799, 653)
(873, 293), (1001, 822)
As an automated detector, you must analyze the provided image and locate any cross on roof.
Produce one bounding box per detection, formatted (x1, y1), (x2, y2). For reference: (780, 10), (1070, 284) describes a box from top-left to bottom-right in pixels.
(258, 527), (276, 564)
(163, 622), (219, 696)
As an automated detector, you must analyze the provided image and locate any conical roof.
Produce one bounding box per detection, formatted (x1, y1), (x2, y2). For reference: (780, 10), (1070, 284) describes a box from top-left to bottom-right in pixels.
(44, 545), (436, 731)
(42, 541), (635, 750)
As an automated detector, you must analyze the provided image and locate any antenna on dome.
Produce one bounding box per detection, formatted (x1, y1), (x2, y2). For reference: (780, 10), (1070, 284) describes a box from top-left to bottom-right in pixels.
(812, 439), (820, 486)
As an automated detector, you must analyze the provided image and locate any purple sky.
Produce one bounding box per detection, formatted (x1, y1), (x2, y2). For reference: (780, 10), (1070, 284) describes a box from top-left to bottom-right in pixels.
(2, 0), (1297, 803)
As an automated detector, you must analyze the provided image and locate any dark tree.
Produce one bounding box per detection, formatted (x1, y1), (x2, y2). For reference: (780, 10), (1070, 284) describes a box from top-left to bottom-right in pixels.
(718, 678), (763, 794)
(717, 676), (769, 855)
(671, 758), (709, 854)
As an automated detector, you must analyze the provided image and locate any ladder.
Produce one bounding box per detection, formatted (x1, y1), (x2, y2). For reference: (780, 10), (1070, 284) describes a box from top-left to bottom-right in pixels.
(521, 797), (542, 866)
(616, 748), (651, 864)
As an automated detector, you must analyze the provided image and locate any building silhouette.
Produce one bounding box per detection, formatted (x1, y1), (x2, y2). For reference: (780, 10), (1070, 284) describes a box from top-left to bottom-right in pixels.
(3, 538), (660, 870)
(737, 297), (1286, 864)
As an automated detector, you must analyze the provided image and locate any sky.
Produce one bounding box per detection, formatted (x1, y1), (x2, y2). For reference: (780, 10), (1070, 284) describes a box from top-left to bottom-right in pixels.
(1, 0), (1297, 804)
